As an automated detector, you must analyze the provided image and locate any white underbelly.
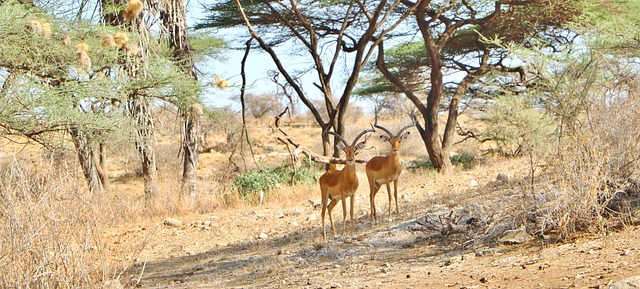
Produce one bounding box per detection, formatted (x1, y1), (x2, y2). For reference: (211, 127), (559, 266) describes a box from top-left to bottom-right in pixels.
(375, 176), (397, 184)
(329, 191), (354, 199)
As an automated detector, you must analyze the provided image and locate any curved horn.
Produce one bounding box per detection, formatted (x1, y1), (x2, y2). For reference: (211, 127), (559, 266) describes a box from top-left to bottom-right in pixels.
(325, 131), (349, 147)
(395, 113), (416, 138)
(351, 128), (375, 147)
(373, 110), (393, 138)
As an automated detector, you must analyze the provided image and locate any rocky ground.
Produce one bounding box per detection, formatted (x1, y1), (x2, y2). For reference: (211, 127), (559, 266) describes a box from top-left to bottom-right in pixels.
(105, 158), (640, 289)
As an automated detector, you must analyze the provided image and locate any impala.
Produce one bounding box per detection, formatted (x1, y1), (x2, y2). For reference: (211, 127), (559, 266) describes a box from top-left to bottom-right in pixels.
(320, 128), (373, 241)
(366, 114), (415, 223)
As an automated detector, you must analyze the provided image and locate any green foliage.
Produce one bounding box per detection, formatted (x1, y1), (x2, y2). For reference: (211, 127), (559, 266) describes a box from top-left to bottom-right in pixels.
(0, 2), (201, 144)
(406, 152), (477, 171)
(196, 0), (270, 29)
(451, 151), (477, 170)
(406, 159), (434, 172)
(482, 94), (555, 157)
(576, 0), (640, 53)
(232, 164), (316, 203)
(189, 30), (226, 61)
(355, 41), (427, 98)
(233, 170), (278, 199)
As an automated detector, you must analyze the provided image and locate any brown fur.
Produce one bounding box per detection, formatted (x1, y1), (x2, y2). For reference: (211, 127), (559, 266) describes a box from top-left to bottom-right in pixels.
(319, 129), (372, 241)
(366, 122), (414, 223)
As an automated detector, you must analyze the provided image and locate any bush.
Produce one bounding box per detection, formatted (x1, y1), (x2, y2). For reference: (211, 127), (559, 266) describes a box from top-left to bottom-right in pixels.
(246, 93), (284, 119)
(232, 163), (316, 204)
(451, 151), (477, 170)
(406, 152), (477, 171)
(521, 54), (640, 240)
(482, 94), (555, 157)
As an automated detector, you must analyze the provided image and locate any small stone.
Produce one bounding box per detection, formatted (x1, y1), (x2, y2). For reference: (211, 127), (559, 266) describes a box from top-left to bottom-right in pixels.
(469, 180), (479, 187)
(496, 173), (509, 182)
(275, 212), (285, 219)
(609, 275), (640, 289)
(103, 279), (124, 289)
(163, 218), (182, 227)
(286, 208), (302, 216)
(498, 226), (532, 244)
(257, 232), (268, 239)
(310, 199), (322, 209)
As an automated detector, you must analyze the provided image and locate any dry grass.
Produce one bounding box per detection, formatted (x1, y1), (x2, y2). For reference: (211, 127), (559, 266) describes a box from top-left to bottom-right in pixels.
(0, 154), (124, 288)
(2, 100), (640, 287)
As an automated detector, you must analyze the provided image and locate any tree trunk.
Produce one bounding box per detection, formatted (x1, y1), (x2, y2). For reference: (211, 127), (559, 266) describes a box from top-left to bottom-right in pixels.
(69, 129), (103, 193)
(159, 0), (199, 204)
(96, 141), (110, 192)
(413, 3), (454, 173)
(101, 0), (159, 202)
(128, 97), (159, 202)
(160, 0), (196, 78)
(181, 105), (200, 204)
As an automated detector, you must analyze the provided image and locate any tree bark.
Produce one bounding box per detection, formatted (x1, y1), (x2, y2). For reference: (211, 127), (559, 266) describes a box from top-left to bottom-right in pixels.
(69, 129), (103, 193)
(101, 0), (159, 202)
(159, 0), (199, 204)
(181, 106), (200, 203)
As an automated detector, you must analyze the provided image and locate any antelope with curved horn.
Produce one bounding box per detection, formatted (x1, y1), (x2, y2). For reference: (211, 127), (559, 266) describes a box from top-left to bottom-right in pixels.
(320, 128), (374, 241)
(366, 113), (415, 223)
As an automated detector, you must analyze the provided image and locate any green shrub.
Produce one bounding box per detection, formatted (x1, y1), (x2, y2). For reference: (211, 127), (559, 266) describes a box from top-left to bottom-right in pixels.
(232, 163), (316, 203)
(482, 94), (555, 157)
(406, 158), (433, 171)
(451, 151), (477, 170)
(406, 152), (477, 171)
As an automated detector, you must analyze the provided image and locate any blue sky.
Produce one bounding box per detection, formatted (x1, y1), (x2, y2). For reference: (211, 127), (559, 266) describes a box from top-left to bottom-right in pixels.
(188, 2), (374, 114)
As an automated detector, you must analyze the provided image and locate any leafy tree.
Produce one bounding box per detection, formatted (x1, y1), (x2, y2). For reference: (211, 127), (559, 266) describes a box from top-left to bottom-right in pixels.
(0, 1), (199, 194)
(365, 0), (581, 172)
(98, 0), (204, 201)
(197, 0), (416, 157)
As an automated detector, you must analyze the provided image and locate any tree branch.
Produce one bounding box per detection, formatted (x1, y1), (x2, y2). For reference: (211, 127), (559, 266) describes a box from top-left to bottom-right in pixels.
(273, 108), (368, 165)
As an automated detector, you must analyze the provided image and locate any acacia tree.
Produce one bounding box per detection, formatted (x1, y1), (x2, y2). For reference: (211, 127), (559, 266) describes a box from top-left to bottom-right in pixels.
(198, 0), (415, 157)
(158, 0), (200, 204)
(0, 2), (195, 193)
(367, 0), (580, 172)
(99, 0), (164, 201)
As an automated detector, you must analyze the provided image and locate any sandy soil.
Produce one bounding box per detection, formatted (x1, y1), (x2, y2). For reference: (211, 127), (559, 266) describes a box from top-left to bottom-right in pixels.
(108, 159), (640, 289)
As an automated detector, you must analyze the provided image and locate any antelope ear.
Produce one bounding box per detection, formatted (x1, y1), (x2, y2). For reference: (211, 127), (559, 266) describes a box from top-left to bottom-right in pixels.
(336, 143), (345, 151)
(380, 135), (390, 142)
(354, 142), (366, 151)
(399, 131), (411, 141)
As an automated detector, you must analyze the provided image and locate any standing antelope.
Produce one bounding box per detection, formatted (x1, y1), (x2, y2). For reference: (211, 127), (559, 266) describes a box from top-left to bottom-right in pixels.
(320, 128), (374, 241)
(366, 114), (415, 223)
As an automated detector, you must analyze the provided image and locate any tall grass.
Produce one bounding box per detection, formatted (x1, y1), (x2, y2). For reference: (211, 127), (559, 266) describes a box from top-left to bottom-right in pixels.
(522, 55), (640, 240)
(0, 155), (124, 288)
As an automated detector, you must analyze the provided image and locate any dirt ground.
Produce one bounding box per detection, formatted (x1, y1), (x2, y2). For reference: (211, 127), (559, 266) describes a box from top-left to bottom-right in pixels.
(108, 156), (640, 289)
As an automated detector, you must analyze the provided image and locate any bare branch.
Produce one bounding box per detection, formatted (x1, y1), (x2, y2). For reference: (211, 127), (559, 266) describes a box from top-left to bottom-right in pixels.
(273, 108), (368, 165)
